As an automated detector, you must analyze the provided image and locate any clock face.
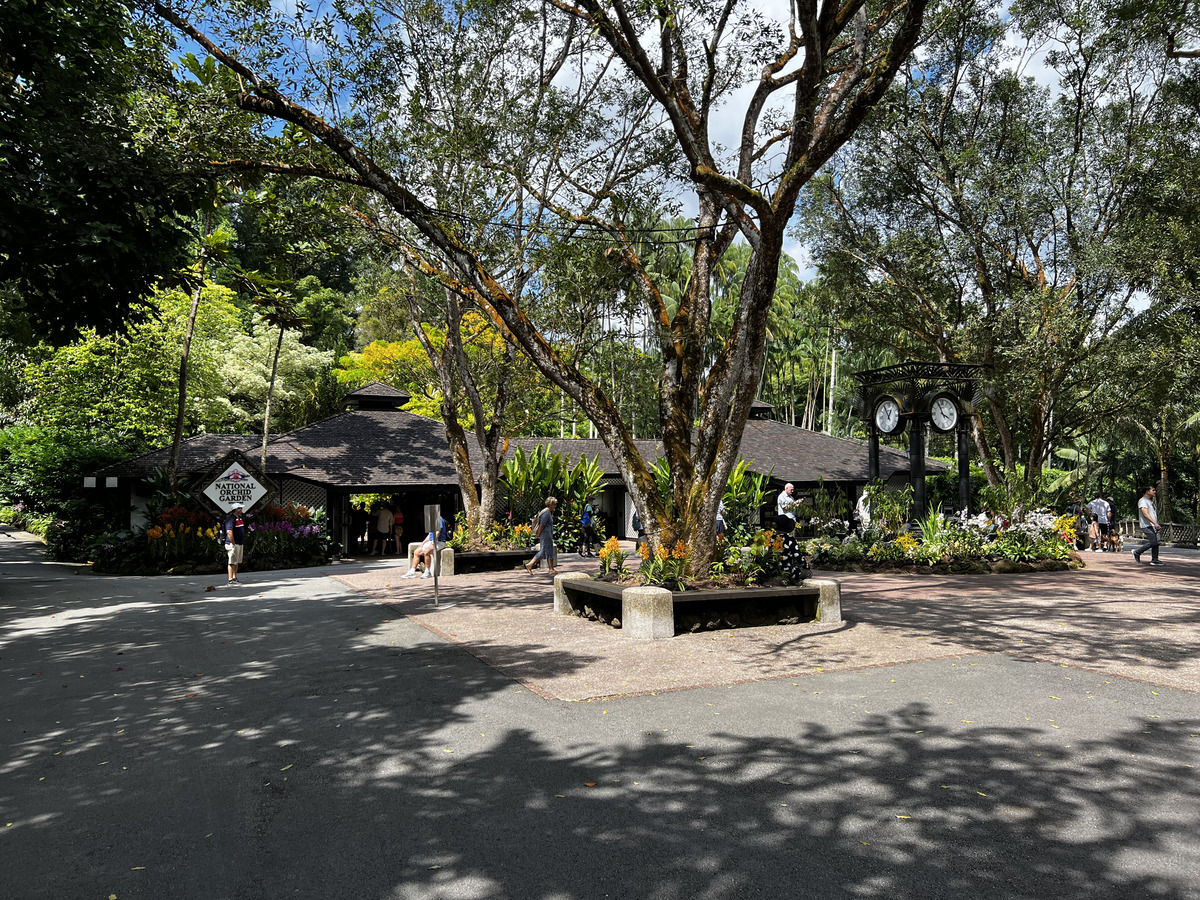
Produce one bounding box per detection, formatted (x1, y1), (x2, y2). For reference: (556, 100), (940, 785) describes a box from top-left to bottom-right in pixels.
(931, 396), (959, 432)
(874, 398), (902, 434)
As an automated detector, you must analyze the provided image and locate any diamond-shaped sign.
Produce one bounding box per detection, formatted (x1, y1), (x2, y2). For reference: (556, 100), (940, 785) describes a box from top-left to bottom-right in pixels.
(204, 463), (268, 512)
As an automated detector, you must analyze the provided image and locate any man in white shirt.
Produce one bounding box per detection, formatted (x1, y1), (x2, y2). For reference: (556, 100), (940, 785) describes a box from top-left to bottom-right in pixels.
(1131, 485), (1164, 566)
(1086, 492), (1110, 551)
(776, 483), (796, 520)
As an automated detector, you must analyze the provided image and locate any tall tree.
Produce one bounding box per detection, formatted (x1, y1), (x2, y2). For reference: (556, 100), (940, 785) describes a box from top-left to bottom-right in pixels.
(0, 0), (199, 339)
(800, 0), (1187, 483)
(149, 0), (931, 570)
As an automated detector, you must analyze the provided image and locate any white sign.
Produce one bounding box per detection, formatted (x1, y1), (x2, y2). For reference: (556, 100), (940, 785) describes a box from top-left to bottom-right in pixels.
(204, 463), (268, 512)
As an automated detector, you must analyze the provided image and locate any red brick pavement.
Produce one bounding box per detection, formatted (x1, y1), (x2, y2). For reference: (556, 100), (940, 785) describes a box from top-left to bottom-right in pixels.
(332, 549), (1200, 701)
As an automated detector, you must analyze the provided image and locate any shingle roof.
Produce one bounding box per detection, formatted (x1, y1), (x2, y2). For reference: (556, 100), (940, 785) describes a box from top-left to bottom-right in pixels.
(347, 381), (410, 398)
(98, 410), (459, 489)
(733, 418), (946, 483)
(259, 409), (458, 489)
(98, 410), (944, 490)
(98, 432), (259, 478)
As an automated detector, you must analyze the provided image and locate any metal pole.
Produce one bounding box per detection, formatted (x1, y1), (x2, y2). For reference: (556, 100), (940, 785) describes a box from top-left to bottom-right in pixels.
(422, 503), (454, 610)
(868, 424), (880, 484)
(910, 419), (926, 520)
(958, 426), (972, 515)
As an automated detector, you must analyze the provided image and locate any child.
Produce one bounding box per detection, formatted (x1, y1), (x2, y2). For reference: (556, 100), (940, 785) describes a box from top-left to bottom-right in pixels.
(1087, 514), (1102, 551)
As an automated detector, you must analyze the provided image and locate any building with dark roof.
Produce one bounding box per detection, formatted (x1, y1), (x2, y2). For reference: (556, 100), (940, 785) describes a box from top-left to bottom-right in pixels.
(89, 385), (944, 553)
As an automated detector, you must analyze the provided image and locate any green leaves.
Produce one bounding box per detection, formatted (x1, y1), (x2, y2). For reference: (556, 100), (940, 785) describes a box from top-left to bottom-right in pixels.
(0, 0), (201, 339)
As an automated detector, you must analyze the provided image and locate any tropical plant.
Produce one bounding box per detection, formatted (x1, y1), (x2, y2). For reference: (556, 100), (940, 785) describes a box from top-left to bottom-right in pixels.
(861, 481), (914, 539)
(721, 459), (771, 545)
(636, 539), (689, 590)
(730, 529), (785, 586)
(598, 535), (629, 579)
(808, 478), (851, 536)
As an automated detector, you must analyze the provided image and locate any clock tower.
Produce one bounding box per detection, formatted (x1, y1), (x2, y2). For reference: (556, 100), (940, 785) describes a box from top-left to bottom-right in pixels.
(853, 363), (988, 518)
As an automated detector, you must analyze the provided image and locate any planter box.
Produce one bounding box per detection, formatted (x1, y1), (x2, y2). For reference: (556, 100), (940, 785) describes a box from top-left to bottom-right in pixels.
(452, 548), (532, 574)
(554, 574), (841, 640)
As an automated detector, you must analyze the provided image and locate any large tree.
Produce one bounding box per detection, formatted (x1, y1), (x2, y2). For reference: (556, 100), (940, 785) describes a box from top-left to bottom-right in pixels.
(800, 0), (1189, 483)
(149, 0), (931, 570)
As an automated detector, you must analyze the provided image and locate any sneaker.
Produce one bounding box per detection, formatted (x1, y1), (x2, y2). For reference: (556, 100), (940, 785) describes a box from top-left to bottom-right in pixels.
(1131, 550), (1141, 563)
(421, 570), (433, 578)
(401, 569), (419, 578)
(227, 579), (240, 586)
(1149, 561), (1165, 567)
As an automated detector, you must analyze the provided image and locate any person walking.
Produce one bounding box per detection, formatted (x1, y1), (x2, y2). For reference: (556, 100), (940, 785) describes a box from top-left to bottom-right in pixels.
(525, 496), (559, 575)
(1131, 485), (1165, 566)
(224, 502), (246, 586)
(1086, 491), (1111, 551)
(370, 502), (394, 556)
(579, 498), (597, 557)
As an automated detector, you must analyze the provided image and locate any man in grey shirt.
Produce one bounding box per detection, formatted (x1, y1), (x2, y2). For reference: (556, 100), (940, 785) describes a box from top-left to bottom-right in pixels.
(1131, 485), (1165, 566)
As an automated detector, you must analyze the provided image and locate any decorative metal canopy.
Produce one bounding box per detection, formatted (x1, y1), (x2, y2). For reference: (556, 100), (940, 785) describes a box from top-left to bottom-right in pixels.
(852, 362), (990, 414)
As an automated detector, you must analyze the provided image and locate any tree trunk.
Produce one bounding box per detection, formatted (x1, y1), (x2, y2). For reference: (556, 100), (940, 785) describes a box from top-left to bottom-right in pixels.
(168, 211), (212, 492)
(260, 324), (285, 474)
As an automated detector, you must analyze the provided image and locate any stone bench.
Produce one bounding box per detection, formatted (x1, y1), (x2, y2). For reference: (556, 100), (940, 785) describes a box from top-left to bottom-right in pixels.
(406, 542), (454, 576)
(554, 573), (841, 640)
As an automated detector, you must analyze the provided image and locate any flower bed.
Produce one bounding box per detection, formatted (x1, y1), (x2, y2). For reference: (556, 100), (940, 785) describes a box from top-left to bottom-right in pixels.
(90, 500), (337, 575)
(805, 509), (1081, 574)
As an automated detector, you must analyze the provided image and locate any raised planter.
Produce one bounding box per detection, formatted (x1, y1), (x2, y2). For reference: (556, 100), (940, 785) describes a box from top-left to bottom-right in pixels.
(450, 548), (532, 574)
(554, 573), (841, 640)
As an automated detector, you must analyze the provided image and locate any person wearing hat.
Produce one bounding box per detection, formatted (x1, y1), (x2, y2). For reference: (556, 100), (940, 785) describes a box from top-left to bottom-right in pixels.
(225, 502), (247, 585)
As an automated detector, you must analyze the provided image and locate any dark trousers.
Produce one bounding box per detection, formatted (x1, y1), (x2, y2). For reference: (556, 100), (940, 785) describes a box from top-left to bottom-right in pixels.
(1132, 526), (1160, 562)
(580, 525), (596, 553)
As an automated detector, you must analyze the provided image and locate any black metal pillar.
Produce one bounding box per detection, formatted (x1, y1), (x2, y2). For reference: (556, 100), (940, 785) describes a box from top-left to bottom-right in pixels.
(957, 426), (971, 515)
(868, 425), (880, 483)
(909, 419), (926, 520)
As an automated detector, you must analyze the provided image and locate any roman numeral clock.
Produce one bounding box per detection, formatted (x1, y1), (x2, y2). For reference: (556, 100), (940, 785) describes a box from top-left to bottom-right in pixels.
(854, 363), (989, 519)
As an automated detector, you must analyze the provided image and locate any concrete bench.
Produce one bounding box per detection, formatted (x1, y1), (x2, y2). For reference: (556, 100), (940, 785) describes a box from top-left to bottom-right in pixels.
(555, 574), (841, 640)
(406, 542), (454, 576)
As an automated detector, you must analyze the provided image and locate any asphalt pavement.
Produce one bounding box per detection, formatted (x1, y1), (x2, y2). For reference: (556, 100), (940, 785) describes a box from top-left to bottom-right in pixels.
(2, 531), (1198, 900)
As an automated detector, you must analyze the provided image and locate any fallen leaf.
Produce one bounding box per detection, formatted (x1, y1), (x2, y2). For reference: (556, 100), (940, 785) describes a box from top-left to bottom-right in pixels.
(280, 765), (292, 771)
(584, 782), (598, 787)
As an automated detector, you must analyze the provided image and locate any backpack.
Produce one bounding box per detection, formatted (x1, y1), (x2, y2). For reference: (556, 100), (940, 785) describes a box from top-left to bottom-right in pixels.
(582, 505), (592, 527)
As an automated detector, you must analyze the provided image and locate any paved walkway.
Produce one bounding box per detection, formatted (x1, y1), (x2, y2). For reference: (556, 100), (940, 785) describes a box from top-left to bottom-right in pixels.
(334, 547), (1200, 700)
(2, 532), (1198, 899)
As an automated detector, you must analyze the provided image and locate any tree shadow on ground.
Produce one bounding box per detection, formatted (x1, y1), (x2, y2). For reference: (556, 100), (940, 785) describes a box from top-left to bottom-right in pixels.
(4, 539), (1200, 900)
(831, 559), (1200, 676)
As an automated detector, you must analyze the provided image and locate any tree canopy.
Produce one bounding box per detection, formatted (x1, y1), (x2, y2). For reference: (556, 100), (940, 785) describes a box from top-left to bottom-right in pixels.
(0, 0), (201, 339)
(148, 0), (934, 569)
